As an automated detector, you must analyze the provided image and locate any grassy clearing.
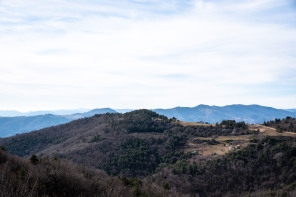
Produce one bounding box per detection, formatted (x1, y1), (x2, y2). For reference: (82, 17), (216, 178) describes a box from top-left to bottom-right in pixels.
(193, 135), (254, 142)
(184, 143), (228, 156)
(184, 135), (251, 156)
(249, 124), (296, 137)
(178, 121), (214, 127)
(183, 124), (296, 157)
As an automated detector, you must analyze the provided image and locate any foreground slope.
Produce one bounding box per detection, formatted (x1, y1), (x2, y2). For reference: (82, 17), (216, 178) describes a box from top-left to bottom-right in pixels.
(0, 149), (127, 197)
(0, 148), (179, 197)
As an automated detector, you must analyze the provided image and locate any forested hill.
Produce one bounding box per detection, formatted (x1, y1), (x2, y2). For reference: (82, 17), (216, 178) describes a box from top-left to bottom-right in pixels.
(0, 110), (253, 174)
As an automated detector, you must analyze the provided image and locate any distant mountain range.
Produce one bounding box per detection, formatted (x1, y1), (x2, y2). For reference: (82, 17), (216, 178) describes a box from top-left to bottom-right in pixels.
(153, 104), (296, 124)
(0, 108), (116, 137)
(0, 114), (72, 138)
(0, 109), (90, 117)
(0, 105), (295, 137)
(66, 108), (117, 119)
(285, 109), (296, 113)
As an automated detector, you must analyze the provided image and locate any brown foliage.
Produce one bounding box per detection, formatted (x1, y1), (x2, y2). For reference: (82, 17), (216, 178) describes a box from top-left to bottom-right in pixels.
(0, 151), (135, 197)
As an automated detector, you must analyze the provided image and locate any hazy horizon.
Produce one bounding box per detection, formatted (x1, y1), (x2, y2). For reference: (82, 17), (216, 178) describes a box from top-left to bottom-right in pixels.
(0, 104), (295, 113)
(1, 0), (295, 111)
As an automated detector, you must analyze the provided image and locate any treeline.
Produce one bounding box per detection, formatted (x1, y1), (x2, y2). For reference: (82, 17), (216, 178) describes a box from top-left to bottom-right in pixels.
(181, 120), (253, 137)
(264, 117), (296, 133)
(219, 120), (247, 130)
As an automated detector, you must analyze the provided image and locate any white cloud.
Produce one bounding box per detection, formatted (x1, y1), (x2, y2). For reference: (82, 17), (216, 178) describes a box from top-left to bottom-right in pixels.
(0, 0), (295, 110)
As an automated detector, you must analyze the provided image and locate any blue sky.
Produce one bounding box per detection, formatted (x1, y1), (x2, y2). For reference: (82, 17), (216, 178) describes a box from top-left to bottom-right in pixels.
(0, 0), (296, 111)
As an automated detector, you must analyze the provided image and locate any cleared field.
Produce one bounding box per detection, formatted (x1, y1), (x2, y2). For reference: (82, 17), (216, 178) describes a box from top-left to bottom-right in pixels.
(192, 135), (254, 142)
(184, 135), (251, 156)
(249, 124), (296, 137)
(184, 143), (229, 156)
(183, 124), (296, 157)
(178, 121), (214, 127)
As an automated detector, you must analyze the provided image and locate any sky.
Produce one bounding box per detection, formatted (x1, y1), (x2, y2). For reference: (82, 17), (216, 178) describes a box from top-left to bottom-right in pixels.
(0, 0), (296, 111)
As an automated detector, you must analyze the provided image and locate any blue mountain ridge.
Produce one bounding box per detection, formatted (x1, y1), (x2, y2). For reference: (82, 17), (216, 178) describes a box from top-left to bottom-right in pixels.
(0, 105), (295, 138)
(153, 104), (296, 124)
(0, 108), (116, 137)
